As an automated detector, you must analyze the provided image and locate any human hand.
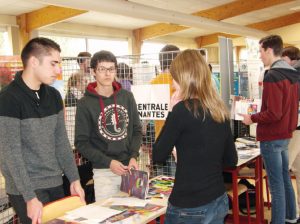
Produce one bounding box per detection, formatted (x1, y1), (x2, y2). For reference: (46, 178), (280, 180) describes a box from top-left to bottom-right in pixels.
(170, 90), (182, 111)
(110, 160), (128, 175)
(128, 158), (138, 171)
(26, 197), (43, 224)
(239, 114), (253, 125)
(141, 120), (149, 135)
(70, 180), (86, 204)
(172, 148), (177, 163)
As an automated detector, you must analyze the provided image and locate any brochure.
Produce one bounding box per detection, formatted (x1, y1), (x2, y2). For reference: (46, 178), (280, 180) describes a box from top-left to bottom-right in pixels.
(120, 169), (149, 199)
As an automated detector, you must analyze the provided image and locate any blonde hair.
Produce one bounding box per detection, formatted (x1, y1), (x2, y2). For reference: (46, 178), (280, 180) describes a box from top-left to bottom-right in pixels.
(170, 49), (229, 123)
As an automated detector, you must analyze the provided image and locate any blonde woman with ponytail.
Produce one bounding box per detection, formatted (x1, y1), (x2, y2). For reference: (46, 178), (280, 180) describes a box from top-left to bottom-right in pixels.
(153, 49), (237, 224)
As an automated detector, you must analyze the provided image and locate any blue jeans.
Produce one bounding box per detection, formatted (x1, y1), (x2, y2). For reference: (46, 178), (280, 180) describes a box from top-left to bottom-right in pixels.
(165, 193), (229, 224)
(260, 139), (297, 224)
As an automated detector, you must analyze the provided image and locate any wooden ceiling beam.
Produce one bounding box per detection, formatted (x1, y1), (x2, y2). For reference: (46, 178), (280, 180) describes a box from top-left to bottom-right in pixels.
(196, 11), (300, 47)
(192, 0), (293, 20)
(247, 11), (300, 30)
(195, 33), (240, 48)
(16, 5), (87, 48)
(17, 5), (87, 32)
(135, 0), (294, 40)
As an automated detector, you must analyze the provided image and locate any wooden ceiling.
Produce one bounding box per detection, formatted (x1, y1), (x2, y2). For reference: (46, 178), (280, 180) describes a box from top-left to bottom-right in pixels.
(0, 0), (299, 47)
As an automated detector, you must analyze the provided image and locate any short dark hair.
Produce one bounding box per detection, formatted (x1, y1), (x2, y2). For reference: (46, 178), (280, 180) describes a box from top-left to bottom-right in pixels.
(117, 62), (132, 79)
(159, 44), (180, 71)
(77, 51), (92, 64)
(90, 50), (117, 71)
(259, 35), (283, 56)
(199, 49), (206, 56)
(282, 46), (300, 61)
(21, 37), (61, 68)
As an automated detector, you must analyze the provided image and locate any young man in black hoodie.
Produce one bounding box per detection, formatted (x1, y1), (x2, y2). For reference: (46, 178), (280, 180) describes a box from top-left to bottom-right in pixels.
(0, 37), (85, 224)
(75, 50), (142, 201)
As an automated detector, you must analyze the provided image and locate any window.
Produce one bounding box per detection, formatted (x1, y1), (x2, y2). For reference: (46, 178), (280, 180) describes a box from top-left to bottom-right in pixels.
(0, 28), (11, 55)
(40, 33), (129, 59)
(41, 34), (86, 57)
(87, 38), (128, 56)
(239, 48), (248, 62)
(141, 42), (165, 61)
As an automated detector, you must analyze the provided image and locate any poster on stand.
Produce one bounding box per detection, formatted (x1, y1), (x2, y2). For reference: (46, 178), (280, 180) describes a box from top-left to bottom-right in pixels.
(131, 84), (170, 120)
(246, 38), (264, 99)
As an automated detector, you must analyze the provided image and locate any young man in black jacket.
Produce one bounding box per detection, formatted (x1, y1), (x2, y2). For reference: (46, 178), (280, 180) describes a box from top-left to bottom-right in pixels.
(0, 37), (85, 224)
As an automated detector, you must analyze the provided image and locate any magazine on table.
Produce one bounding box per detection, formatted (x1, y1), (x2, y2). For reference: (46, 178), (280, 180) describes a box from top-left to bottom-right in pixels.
(234, 99), (261, 120)
(120, 169), (149, 199)
(45, 219), (79, 224)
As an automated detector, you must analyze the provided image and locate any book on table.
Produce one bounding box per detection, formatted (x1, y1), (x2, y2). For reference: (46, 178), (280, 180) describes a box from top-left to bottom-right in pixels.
(120, 169), (149, 199)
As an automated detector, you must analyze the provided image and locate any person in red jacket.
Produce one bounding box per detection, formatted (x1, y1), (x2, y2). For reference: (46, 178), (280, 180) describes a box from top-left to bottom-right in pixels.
(240, 35), (299, 224)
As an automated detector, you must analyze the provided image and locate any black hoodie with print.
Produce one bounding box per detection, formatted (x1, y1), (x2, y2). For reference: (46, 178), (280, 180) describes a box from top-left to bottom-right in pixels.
(75, 81), (142, 169)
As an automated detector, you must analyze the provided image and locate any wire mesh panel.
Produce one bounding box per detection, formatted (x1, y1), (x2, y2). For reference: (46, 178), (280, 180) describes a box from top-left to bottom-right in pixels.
(62, 57), (93, 166)
(0, 174), (16, 224)
(0, 56), (22, 224)
(61, 53), (177, 181)
(116, 51), (180, 178)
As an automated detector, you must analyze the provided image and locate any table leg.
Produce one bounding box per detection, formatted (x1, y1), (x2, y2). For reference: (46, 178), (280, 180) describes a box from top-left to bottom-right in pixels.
(160, 214), (165, 224)
(232, 171), (240, 224)
(255, 156), (264, 224)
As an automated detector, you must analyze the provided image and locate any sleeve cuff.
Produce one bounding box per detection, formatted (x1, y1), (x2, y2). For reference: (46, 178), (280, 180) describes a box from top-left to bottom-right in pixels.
(23, 190), (37, 202)
(104, 158), (112, 168)
(130, 152), (139, 160)
(251, 114), (257, 123)
(66, 172), (80, 184)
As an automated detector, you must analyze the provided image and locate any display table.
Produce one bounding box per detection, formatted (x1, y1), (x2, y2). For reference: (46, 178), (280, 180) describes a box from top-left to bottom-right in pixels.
(224, 148), (267, 224)
(55, 148), (267, 224)
(54, 189), (168, 224)
(99, 192), (168, 224)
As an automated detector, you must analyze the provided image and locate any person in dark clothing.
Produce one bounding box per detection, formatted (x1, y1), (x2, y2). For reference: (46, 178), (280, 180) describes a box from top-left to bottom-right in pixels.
(282, 46), (300, 223)
(241, 35), (299, 224)
(153, 49), (237, 224)
(0, 37), (85, 224)
(116, 62), (132, 91)
(77, 51), (92, 74)
(75, 50), (142, 201)
(282, 46), (300, 73)
(200, 49), (212, 72)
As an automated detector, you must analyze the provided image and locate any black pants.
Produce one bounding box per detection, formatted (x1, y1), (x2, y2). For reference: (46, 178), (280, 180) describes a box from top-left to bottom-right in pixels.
(63, 163), (95, 204)
(8, 185), (65, 224)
